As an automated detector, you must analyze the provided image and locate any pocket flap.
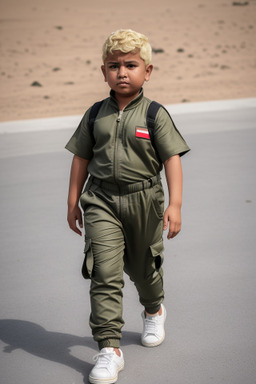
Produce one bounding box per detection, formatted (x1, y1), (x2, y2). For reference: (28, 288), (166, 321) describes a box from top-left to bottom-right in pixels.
(84, 238), (91, 253)
(82, 238), (93, 279)
(150, 238), (164, 257)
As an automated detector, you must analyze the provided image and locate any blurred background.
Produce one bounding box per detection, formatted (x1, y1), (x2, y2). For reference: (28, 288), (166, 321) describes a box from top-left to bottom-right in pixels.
(0, 0), (255, 122)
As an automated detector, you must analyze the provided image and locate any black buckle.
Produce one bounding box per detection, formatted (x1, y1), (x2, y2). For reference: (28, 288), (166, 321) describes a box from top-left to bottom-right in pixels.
(148, 178), (153, 187)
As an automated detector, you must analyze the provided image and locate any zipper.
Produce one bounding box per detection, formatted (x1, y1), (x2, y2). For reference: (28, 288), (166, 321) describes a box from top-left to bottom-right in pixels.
(116, 110), (123, 123)
(113, 110), (124, 183)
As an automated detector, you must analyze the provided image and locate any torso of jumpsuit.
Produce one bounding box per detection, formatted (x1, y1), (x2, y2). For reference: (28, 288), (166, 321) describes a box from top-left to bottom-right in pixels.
(65, 89), (190, 350)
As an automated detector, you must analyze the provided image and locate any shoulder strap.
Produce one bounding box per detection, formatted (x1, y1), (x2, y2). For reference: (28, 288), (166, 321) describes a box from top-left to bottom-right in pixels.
(88, 100), (104, 144)
(146, 101), (162, 160)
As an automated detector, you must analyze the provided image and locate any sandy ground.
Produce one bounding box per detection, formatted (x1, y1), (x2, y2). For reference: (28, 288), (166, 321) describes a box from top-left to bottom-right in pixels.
(0, 0), (256, 122)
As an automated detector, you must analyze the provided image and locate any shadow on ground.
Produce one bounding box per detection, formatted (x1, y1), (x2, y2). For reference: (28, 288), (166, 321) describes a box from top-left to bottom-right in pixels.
(0, 319), (140, 383)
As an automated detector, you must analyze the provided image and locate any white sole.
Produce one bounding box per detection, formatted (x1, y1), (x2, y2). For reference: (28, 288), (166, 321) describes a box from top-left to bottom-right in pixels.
(89, 362), (124, 384)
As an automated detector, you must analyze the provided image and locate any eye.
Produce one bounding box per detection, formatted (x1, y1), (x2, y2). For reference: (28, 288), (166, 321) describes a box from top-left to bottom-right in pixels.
(109, 64), (118, 69)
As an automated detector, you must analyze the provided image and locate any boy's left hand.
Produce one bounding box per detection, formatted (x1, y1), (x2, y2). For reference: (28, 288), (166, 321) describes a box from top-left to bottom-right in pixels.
(163, 204), (181, 239)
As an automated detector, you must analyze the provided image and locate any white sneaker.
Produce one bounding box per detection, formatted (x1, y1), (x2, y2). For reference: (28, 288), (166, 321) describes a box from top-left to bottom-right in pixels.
(89, 347), (124, 384)
(141, 304), (167, 347)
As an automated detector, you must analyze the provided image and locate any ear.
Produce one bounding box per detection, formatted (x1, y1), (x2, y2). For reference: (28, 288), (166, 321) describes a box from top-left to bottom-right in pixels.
(145, 64), (153, 82)
(101, 65), (107, 82)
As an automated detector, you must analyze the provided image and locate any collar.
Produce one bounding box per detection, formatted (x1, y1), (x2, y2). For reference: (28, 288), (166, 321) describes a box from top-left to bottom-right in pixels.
(109, 88), (144, 111)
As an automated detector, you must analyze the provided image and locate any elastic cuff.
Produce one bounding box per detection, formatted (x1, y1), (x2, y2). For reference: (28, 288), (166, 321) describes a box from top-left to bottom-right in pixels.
(98, 339), (120, 350)
(145, 304), (161, 314)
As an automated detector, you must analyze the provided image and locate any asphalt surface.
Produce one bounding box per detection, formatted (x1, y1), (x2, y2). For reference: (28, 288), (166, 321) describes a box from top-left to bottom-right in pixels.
(0, 98), (256, 384)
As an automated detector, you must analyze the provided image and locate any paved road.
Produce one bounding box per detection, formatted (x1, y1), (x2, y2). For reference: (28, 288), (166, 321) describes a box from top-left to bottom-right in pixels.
(0, 99), (256, 384)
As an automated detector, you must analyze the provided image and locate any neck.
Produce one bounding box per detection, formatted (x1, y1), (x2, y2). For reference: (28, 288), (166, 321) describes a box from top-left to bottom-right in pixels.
(111, 88), (143, 110)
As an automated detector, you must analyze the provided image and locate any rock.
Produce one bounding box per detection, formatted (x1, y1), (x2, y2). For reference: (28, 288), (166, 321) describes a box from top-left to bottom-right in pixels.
(152, 48), (164, 54)
(31, 81), (42, 87)
(232, 2), (249, 6)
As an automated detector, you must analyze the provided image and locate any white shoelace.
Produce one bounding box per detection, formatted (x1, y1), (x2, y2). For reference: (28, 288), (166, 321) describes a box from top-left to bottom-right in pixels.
(144, 315), (158, 335)
(93, 350), (115, 370)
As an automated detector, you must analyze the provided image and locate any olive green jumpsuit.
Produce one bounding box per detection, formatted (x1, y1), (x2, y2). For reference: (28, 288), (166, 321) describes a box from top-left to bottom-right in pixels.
(65, 90), (190, 349)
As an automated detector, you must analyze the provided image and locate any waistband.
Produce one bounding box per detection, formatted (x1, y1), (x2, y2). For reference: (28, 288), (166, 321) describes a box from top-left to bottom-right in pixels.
(90, 174), (161, 195)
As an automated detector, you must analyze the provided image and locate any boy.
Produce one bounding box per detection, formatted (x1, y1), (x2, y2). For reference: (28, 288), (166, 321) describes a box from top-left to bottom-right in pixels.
(66, 29), (190, 384)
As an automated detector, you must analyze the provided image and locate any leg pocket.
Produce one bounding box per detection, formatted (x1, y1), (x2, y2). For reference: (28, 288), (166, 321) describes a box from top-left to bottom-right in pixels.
(149, 238), (164, 278)
(82, 238), (94, 279)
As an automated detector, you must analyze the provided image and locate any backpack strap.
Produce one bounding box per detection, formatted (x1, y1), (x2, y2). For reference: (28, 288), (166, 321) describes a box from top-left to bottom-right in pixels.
(88, 100), (104, 144)
(146, 101), (162, 160)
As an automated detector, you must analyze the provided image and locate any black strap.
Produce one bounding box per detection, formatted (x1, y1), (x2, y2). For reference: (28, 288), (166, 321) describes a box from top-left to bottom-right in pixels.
(88, 100), (104, 144)
(146, 101), (161, 154)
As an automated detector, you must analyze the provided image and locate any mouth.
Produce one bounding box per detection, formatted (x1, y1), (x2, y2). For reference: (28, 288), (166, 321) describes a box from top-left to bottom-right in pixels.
(117, 81), (129, 86)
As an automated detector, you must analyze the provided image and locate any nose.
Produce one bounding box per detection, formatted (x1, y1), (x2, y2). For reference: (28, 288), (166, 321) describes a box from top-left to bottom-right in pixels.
(118, 65), (127, 78)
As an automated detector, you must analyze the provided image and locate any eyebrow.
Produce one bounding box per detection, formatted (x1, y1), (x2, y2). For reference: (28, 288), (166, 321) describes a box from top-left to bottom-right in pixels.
(107, 60), (139, 65)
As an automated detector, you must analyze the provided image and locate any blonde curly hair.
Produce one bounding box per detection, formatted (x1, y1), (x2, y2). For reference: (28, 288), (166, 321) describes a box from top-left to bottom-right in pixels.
(102, 29), (152, 65)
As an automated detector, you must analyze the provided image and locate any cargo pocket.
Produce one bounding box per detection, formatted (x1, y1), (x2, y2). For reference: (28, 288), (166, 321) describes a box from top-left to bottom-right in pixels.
(82, 239), (94, 279)
(149, 238), (164, 278)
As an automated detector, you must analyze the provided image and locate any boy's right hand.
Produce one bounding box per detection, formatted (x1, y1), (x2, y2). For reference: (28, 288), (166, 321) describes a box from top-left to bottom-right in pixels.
(67, 205), (83, 236)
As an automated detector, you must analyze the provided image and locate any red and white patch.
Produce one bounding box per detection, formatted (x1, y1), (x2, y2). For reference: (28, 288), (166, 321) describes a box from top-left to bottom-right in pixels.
(135, 127), (150, 140)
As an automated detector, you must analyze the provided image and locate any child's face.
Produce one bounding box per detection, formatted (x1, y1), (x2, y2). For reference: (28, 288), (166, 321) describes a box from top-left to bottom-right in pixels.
(101, 50), (153, 103)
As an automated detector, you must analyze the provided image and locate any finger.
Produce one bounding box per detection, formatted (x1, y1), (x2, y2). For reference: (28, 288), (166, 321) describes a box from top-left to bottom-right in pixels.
(163, 212), (169, 230)
(167, 231), (173, 239)
(78, 211), (83, 229)
(167, 221), (174, 239)
(167, 222), (180, 239)
(168, 227), (181, 239)
(68, 218), (83, 236)
(71, 224), (82, 236)
(74, 227), (82, 236)
(168, 231), (176, 239)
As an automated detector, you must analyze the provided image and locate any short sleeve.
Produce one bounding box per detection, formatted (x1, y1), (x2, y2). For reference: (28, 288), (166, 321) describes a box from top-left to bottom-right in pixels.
(154, 107), (190, 162)
(65, 109), (94, 159)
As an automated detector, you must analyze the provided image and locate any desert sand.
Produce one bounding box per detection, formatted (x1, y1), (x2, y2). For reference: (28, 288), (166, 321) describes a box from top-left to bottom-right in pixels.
(0, 0), (255, 122)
